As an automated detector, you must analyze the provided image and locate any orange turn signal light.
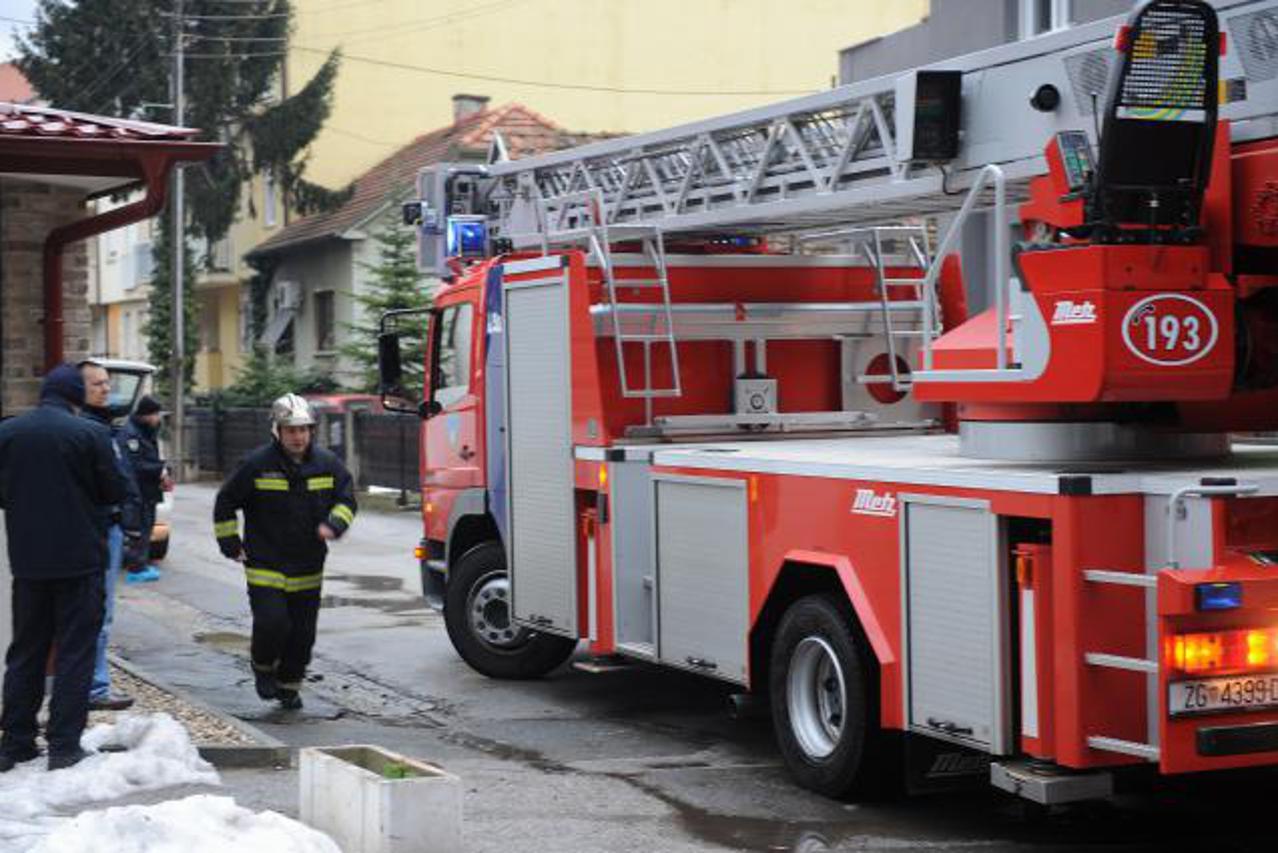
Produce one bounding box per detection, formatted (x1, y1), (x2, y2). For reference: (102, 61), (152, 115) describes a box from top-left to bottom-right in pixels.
(1168, 628), (1278, 676)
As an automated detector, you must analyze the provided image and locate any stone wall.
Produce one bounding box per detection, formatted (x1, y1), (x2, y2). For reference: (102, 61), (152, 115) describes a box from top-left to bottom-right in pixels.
(0, 177), (92, 415)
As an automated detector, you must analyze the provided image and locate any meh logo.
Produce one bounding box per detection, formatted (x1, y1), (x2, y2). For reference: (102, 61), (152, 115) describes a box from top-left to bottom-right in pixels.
(851, 488), (897, 518)
(1052, 300), (1097, 326)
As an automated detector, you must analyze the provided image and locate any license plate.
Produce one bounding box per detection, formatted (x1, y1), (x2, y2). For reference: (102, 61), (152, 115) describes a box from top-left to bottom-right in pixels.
(1169, 675), (1278, 716)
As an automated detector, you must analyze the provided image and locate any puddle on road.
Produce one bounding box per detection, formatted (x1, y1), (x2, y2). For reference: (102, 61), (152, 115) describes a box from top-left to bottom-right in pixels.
(320, 594), (427, 614)
(325, 574), (405, 593)
(193, 631), (250, 652)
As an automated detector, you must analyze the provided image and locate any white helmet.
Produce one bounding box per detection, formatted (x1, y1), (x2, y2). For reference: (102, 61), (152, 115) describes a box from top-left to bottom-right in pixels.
(270, 393), (315, 438)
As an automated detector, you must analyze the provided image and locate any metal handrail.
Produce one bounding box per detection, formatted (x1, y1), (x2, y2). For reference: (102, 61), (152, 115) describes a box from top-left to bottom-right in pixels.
(920, 164), (1006, 371)
(1165, 483), (1260, 569)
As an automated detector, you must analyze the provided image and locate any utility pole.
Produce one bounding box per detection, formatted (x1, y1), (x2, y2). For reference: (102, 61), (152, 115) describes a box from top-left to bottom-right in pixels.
(170, 0), (186, 480)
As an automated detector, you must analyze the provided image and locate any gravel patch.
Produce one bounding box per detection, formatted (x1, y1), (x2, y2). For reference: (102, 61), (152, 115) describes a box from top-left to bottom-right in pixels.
(89, 665), (258, 747)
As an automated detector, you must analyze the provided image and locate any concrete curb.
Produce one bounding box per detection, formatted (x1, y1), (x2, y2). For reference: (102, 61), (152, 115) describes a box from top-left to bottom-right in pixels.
(108, 653), (294, 769)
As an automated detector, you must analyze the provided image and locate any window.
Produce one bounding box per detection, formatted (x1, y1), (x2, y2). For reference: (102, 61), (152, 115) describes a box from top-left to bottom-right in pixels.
(432, 303), (473, 409)
(1020, 0), (1071, 39)
(315, 290), (335, 352)
(264, 172), (277, 227)
(200, 298), (221, 351)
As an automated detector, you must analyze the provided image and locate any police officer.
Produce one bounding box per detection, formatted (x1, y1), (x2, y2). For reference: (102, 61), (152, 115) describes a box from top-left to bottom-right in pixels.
(120, 394), (167, 583)
(213, 394), (356, 710)
(0, 364), (125, 771)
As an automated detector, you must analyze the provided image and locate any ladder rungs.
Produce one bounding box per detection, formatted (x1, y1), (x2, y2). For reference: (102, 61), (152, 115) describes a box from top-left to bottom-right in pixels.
(621, 389), (682, 399)
(1087, 736), (1159, 762)
(856, 374), (912, 386)
(1085, 652), (1157, 674)
(1084, 570), (1157, 589)
(615, 280), (666, 288)
(619, 335), (677, 343)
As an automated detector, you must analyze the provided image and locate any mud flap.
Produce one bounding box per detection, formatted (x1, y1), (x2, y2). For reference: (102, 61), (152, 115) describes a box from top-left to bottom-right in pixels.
(904, 733), (991, 794)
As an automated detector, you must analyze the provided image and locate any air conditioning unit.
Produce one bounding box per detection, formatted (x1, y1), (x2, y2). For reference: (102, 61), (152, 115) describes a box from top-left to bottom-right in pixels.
(277, 280), (302, 312)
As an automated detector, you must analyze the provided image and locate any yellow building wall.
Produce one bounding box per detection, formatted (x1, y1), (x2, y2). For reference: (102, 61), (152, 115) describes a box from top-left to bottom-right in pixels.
(289, 0), (929, 187)
(192, 285), (249, 391)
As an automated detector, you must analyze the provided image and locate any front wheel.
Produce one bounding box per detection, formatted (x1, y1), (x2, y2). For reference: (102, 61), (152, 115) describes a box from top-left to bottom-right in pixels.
(769, 594), (883, 799)
(444, 542), (577, 679)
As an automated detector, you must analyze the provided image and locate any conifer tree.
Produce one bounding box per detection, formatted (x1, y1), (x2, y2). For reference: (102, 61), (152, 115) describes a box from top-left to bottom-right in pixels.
(18, 0), (347, 393)
(342, 213), (433, 395)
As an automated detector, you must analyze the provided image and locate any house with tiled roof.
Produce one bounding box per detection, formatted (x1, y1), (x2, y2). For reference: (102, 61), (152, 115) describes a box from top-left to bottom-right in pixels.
(247, 96), (609, 386)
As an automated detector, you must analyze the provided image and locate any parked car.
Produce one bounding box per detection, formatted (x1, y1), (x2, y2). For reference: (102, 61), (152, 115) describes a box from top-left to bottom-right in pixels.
(303, 393), (382, 459)
(93, 358), (170, 562)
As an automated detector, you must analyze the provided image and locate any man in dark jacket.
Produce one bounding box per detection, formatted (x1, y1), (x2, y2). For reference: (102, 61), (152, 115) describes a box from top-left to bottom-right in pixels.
(120, 394), (166, 583)
(79, 360), (143, 711)
(0, 364), (125, 771)
(213, 393), (356, 710)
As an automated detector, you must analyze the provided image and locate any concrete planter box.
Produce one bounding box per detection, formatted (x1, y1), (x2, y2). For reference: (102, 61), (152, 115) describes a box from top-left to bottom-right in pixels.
(300, 745), (462, 853)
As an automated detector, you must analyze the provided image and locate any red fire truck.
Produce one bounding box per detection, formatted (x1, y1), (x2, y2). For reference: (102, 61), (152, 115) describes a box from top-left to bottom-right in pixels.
(378, 0), (1278, 802)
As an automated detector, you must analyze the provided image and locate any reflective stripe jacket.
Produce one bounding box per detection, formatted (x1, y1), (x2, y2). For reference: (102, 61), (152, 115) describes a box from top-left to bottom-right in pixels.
(212, 441), (356, 581)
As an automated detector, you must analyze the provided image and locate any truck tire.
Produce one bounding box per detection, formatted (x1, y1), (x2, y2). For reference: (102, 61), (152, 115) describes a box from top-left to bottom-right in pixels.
(444, 542), (577, 679)
(770, 594), (880, 799)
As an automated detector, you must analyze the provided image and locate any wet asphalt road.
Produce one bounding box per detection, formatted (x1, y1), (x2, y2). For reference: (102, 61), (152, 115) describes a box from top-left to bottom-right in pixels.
(110, 483), (1276, 853)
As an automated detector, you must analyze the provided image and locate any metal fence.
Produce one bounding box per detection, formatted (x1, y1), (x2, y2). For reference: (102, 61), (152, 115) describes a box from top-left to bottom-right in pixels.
(187, 406), (420, 493)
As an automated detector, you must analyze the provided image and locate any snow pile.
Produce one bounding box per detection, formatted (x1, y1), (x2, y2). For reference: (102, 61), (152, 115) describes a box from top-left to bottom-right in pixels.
(0, 714), (218, 817)
(30, 794), (341, 853)
(0, 713), (219, 851)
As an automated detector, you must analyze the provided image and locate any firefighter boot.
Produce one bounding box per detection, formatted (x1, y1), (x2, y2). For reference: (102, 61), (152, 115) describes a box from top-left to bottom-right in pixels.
(253, 664), (279, 701)
(277, 687), (302, 711)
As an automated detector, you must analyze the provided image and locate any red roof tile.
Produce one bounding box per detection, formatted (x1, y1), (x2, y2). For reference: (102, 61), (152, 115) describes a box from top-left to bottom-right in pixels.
(0, 100), (199, 141)
(252, 103), (613, 256)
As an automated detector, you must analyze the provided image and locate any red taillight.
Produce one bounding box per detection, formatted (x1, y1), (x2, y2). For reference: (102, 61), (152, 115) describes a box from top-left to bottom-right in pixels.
(1114, 25), (1132, 53)
(1167, 628), (1278, 675)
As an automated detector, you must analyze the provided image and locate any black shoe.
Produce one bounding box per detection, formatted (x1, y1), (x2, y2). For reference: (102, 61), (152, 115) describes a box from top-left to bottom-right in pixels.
(254, 668), (279, 701)
(48, 748), (92, 771)
(88, 693), (135, 711)
(0, 745), (39, 773)
(277, 688), (303, 710)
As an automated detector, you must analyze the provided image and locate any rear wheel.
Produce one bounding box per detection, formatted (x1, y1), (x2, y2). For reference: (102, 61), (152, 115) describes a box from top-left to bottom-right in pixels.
(770, 594), (882, 799)
(444, 542), (576, 679)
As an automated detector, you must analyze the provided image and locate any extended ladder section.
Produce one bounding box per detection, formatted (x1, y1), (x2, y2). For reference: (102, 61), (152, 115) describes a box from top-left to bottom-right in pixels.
(483, 0), (1278, 252)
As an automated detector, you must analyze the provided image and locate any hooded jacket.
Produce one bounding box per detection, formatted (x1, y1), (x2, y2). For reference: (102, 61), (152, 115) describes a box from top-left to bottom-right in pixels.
(0, 391), (126, 579)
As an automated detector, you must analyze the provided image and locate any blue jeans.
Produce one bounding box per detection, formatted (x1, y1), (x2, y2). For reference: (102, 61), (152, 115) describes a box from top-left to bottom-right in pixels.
(90, 525), (122, 701)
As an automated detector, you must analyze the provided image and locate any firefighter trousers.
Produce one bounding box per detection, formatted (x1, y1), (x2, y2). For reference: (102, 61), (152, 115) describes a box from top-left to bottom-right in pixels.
(248, 585), (321, 689)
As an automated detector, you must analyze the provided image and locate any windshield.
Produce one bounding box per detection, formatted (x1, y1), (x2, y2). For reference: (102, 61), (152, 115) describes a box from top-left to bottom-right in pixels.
(106, 371), (144, 414)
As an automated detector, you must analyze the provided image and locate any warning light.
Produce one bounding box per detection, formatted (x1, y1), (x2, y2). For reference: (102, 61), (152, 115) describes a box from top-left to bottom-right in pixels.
(1196, 582), (1242, 611)
(446, 216), (488, 260)
(1168, 628), (1278, 675)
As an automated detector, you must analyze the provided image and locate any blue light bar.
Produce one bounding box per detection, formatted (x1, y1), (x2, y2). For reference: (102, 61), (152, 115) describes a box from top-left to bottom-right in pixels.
(446, 216), (488, 259)
(1196, 582), (1243, 611)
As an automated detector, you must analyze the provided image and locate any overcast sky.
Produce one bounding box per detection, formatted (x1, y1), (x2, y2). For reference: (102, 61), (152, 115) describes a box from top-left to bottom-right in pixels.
(1, 1), (39, 63)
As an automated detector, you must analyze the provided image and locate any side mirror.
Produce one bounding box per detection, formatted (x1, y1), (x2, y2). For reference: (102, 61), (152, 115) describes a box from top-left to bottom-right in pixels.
(378, 331), (420, 415)
(378, 332), (404, 392)
(419, 399), (443, 419)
